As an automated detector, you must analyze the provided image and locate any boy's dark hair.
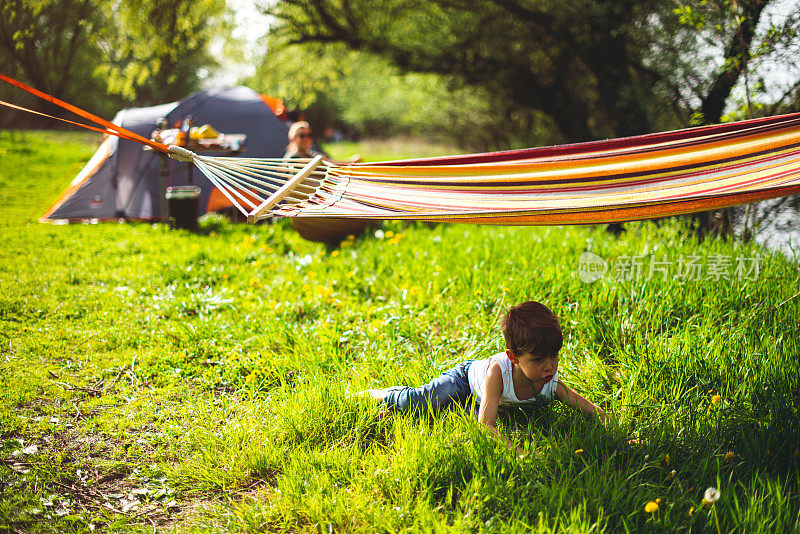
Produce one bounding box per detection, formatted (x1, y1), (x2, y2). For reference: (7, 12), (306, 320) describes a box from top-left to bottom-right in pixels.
(501, 301), (562, 357)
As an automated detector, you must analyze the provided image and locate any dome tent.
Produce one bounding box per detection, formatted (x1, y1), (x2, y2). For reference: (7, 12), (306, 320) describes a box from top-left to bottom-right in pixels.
(41, 86), (289, 222)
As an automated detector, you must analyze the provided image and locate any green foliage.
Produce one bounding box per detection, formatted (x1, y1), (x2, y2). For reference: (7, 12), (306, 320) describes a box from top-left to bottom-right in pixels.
(651, 0), (800, 123)
(266, 0), (679, 143)
(0, 0), (118, 121)
(1, 132), (799, 531)
(249, 38), (528, 150)
(94, 0), (232, 103)
(264, 0), (800, 145)
(0, 0), (232, 124)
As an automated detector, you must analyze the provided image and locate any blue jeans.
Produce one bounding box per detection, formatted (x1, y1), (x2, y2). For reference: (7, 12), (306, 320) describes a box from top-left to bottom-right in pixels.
(385, 361), (477, 416)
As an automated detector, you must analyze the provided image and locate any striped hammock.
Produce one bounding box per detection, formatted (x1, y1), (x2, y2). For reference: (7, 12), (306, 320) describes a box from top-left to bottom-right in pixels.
(2, 72), (799, 225)
(174, 112), (800, 225)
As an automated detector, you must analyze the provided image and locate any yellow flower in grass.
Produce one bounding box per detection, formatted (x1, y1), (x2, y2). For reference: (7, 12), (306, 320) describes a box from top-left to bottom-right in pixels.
(724, 451), (735, 462)
(711, 395), (722, 404)
(434, 265), (443, 272)
(331, 250), (339, 257)
(575, 449), (584, 455)
(645, 501), (659, 513)
(249, 277), (261, 289)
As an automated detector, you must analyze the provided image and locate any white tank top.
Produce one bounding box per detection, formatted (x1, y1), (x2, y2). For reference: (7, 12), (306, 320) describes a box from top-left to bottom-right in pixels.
(467, 352), (559, 406)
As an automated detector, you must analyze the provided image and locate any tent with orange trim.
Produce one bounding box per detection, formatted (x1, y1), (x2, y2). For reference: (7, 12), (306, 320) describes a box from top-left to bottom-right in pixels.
(41, 86), (289, 222)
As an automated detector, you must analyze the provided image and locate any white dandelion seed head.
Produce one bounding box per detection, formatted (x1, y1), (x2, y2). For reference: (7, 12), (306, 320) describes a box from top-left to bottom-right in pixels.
(704, 487), (721, 502)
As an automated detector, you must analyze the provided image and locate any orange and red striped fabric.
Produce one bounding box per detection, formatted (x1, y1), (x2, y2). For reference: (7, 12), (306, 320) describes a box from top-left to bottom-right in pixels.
(275, 113), (800, 225)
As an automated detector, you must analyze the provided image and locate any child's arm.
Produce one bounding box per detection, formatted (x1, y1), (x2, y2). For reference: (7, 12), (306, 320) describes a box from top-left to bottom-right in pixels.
(555, 380), (607, 421)
(477, 362), (525, 456)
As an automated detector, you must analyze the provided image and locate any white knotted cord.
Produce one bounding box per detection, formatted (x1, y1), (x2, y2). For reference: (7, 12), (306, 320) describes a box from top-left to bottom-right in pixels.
(168, 146), (329, 221)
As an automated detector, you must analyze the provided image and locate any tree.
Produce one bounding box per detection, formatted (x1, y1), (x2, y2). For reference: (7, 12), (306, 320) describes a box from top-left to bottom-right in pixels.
(249, 36), (531, 149)
(0, 0), (113, 124)
(265, 0), (670, 144)
(650, 0), (800, 125)
(95, 0), (231, 105)
(648, 0), (800, 237)
(0, 0), (232, 127)
(266, 0), (800, 143)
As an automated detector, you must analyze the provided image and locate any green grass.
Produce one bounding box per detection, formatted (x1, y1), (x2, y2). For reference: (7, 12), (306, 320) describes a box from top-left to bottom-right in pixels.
(1, 129), (799, 532)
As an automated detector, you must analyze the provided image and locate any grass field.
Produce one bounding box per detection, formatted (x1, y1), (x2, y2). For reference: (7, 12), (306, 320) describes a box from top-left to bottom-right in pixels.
(1, 130), (799, 533)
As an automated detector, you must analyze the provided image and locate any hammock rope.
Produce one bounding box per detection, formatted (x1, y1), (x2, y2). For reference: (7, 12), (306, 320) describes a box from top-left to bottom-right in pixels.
(4, 73), (800, 226)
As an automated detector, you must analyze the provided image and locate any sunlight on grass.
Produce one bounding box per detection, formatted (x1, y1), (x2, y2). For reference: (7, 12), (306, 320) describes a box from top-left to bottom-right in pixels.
(0, 131), (798, 532)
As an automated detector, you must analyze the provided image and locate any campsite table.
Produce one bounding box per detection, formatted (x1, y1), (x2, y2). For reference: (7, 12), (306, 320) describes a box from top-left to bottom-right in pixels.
(145, 133), (247, 222)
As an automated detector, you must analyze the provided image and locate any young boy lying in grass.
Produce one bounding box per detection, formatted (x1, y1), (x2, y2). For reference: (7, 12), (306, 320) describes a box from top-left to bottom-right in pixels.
(363, 301), (606, 453)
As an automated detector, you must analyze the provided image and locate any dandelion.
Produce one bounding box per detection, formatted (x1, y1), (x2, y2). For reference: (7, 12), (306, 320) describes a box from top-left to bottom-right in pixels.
(474, 289), (483, 297)
(434, 265), (443, 272)
(265, 246), (274, 254)
(703, 487), (720, 503)
(645, 501), (659, 513)
(575, 449), (584, 455)
(331, 250), (339, 257)
(385, 230), (394, 238)
(711, 395), (721, 404)
(703, 487), (722, 534)
(724, 451), (735, 462)
(688, 506), (695, 516)
(249, 277), (261, 288)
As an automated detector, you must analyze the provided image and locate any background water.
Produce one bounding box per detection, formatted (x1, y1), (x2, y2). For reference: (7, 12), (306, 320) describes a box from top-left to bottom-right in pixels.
(733, 194), (800, 261)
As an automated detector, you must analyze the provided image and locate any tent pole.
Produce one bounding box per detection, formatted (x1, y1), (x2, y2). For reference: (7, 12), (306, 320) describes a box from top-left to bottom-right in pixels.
(247, 155), (323, 224)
